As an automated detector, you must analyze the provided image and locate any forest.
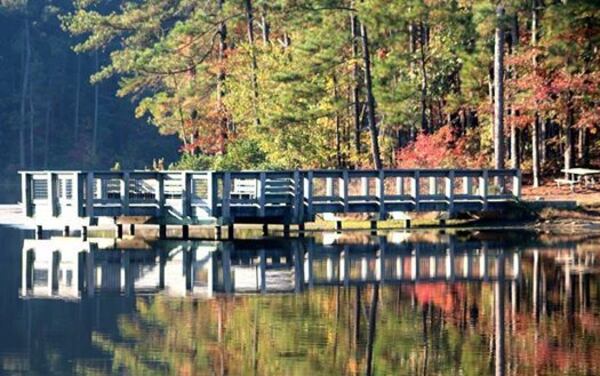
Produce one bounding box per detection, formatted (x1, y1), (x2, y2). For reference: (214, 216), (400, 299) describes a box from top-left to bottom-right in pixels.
(0, 0), (179, 194)
(2, 0), (600, 187)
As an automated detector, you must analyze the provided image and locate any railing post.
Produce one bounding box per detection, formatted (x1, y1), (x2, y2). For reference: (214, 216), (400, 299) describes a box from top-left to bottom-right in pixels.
(181, 172), (189, 217)
(429, 255), (437, 278)
(259, 172), (266, 217)
(361, 176), (369, 196)
(48, 172), (56, 217)
(222, 172), (231, 221)
(156, 173), (165, 217)
(98, 178), (106, 200)
(305, 171), (313, 218)
(429, 176), (436, 196)
(479, 170), (488, 210)
(21, 173), (31, 217)
(293, 170), (303, 223)
(446, 244), (455, 280)
(411, 171), (420, 210)
(513, 252), (520, 279)
(396, 177), (404, 195)
(513, 170), (521, 200)
(342, 246), (349, 286)
(463, 176), (472, 195)
(480, 246), (488, 280)
(73, 172), (81, 217)
(463, 253), (471, 278)
(340, 170), (349, 212)
(326, 177), (334, 198)
(121, 172), (130, 216)
(411, 244), (419, 280)
(396, 256), (403, 279)
(86, 172), (94, 218)
(205, 172), (214, 217)
(446, 170), (455, 213)
(376, 170), (385, 217)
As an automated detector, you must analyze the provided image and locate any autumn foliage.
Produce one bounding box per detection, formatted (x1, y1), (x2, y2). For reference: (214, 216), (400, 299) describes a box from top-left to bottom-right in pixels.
(395, 126), (486, 168)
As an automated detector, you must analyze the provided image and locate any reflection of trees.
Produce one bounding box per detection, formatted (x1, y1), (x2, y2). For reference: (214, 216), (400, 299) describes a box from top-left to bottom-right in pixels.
(83, 249), (600, 376)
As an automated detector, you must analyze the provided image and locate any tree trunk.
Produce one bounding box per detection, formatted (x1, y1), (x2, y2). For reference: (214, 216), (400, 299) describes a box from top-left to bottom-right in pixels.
(359, 21), (382, 169)
(44, 98), (52, 168)
(509, 13), (520, 169)
(540, 118), (547, 166)
(260, 8), (269, 44)
(493, 5), (505, 170)
(577, 127), (588, 165)
(408, 23), (416, 74)
(510, 127), (520, 169)
(92, 51), (99, 159)
(532, 116), (541, 187)
(488, 67), (494, 106)
(20, 17), (31, 169)
(418, 22), (429, 134)
(354, 286), (361, 347)
(531, 0), (541, 186)
(334, 75), (343, 168)
(564, 106), (574, 171)
(408, 23), (417, 140)
(217, 0), (228, 152)
(351, 12), (362, 156)
(28, 79), (35, 168)
(365, 285), (379, 376)
(74, 54), (81, 141)
(244, 0), (260, 127)
(495, 253), (506, 376)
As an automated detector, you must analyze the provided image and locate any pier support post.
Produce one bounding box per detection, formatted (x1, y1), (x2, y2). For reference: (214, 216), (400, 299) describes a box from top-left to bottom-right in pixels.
(336, 220), (342, 233)
(405, 219), (411, 228)
(370, 220), (377, 235)
(182, 224), (189, 240)
(214, 225), (222, 240)
(81, 226), (88, 241)
(262, 223), (269, 237)
(115, 223), (124, 239)
(35, 225), (43, 240)
(63, 226), (70, 237)
(159, 224), (167, 240)
(298, 223), (305, 237)
(439, 219), (446, 227)
(283, 224), (290, 237)
(129, 224), (135, 236)
(227, 224), (234, 239)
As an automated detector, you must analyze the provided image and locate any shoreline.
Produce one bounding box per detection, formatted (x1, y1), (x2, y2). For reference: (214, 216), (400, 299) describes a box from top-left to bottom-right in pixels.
(3, 200), (600, 237)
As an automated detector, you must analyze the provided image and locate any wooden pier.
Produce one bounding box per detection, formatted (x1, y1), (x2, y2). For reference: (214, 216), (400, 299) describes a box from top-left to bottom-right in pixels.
(19, 169), (521, 234)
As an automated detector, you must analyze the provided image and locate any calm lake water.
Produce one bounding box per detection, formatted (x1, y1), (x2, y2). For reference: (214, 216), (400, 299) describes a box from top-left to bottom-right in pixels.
(1, 226), (599, 375)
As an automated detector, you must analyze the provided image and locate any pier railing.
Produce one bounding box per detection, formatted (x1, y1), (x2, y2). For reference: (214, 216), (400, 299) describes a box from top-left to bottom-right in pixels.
(20, 169), (521, 225)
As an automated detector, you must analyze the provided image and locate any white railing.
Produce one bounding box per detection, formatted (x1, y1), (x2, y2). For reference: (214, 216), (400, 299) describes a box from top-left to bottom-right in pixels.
(19, 169), (521, 224)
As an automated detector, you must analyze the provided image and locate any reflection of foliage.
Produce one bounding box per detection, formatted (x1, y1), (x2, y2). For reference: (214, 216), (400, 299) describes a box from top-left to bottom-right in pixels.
(84, 265), (600, 376)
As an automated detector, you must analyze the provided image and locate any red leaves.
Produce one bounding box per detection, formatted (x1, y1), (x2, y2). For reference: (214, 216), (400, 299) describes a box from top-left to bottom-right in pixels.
(395, 125), (480, 168)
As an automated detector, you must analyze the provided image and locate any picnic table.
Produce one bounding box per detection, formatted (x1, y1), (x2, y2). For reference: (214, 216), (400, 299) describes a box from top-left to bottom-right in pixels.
(556, 168), (600, 191)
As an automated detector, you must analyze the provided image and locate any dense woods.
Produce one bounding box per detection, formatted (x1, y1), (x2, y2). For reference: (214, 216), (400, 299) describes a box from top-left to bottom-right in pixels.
(0, 0), (179, 191)
(2, 0), (600, 186)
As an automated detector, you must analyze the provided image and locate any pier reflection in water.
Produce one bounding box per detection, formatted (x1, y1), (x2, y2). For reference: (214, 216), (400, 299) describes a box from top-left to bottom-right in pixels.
(21, 235), (520, 298)
(5, 229), (600, 375)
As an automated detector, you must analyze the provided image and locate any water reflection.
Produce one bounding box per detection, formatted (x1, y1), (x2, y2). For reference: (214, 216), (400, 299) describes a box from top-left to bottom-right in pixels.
(6, 230), (600, 375)
(21, 235), (520, 299)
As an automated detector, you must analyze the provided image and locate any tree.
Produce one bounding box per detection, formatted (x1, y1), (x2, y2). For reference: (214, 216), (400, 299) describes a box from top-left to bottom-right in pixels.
(493, 4), (505, 171)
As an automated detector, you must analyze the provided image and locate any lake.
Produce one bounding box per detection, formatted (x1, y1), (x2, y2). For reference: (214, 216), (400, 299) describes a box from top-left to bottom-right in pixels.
(1, 225), (599, 375)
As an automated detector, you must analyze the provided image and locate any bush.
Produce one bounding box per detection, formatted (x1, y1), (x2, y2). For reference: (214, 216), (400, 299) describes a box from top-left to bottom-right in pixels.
(169, 153), (214, 170)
